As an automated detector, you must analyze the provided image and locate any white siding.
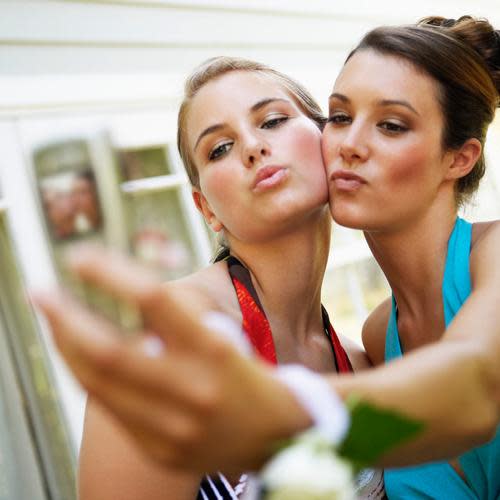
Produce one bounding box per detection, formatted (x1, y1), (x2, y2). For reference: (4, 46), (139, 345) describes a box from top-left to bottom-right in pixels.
(2, 0), (500, 107)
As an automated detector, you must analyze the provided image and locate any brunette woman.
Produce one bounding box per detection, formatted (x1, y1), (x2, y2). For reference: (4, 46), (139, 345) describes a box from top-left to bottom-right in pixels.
(323, 16), (500, 498)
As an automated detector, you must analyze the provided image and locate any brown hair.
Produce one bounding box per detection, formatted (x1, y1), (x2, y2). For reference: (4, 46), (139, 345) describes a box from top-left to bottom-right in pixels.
(347, 16), (500, 206)
(177, 56), (326, 189)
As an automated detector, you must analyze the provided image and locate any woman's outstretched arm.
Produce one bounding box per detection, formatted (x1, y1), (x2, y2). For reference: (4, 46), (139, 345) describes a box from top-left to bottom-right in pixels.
(33, 245), (500, 475)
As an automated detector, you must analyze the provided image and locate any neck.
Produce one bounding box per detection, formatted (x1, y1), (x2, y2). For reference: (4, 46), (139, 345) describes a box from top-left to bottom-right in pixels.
(364, 202), (457, 332)
(229, 206), (331, 342)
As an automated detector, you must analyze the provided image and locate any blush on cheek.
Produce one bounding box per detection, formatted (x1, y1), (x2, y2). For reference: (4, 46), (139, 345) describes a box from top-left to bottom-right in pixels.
(297, 132), (329, 200)
(199, 170), (234, 213)
(386, 145), (430, 185)
(292, 127), (324, 169)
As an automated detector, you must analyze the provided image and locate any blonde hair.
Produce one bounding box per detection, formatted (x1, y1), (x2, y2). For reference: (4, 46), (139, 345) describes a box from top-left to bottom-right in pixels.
(177, 56), (326, 188)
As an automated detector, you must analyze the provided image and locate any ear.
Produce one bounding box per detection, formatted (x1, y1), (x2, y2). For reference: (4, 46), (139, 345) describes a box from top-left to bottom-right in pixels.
(192, 189), (223, 232)
(444, 138), (482, 181)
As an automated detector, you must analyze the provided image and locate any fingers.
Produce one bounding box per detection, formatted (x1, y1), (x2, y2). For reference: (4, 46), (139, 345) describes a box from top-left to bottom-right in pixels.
(65, 244), (161, 304)
(64, 244), (211, 351)
(32, 289), (120, 363)
(34, 288), (141, 386)
(34, 289), (177, 392)
(33, 287), (229, 410)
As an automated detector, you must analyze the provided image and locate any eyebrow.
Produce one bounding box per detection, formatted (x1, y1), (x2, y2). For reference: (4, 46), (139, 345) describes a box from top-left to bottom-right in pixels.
(329, 92), (349, 103)
(194, 97), (291, 151)
(194, 124), (224, 151)
(329, 93), (420, 116)
(250, 97), (290, 113)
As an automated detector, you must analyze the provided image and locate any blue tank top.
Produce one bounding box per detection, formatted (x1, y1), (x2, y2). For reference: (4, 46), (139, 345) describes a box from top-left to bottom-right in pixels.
(384, 217), (500, 499)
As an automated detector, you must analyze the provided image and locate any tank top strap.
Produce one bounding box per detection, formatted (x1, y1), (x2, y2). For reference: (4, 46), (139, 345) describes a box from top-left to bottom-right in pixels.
(226, 255), (277, 364)
(385, 295), (402, 361)
(321, 306), (353, 374)
(442, 217), (472, 326)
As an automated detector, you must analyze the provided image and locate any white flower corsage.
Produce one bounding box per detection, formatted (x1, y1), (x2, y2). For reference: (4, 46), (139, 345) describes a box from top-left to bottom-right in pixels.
(258, 428), (355, 500)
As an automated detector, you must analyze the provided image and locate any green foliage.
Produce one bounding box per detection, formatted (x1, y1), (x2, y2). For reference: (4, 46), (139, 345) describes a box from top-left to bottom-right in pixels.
(338, 396), (425, 470)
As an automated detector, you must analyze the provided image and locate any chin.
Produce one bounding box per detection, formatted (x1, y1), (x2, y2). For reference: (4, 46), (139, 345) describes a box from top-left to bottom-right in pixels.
(329, 203), (369, 230)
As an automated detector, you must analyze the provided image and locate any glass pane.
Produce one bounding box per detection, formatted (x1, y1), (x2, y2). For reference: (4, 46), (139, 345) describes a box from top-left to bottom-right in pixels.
(123, 188), (196, 279)
(118, 146), (171, 181)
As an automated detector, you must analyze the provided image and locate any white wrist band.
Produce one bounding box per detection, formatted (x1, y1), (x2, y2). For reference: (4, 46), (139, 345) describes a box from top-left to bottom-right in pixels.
(275, 364), (350, 445)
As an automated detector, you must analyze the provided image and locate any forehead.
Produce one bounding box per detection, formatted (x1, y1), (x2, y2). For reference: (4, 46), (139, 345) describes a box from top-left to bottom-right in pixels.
(186, 71), (292, 141)
(333, 50), (441, 113)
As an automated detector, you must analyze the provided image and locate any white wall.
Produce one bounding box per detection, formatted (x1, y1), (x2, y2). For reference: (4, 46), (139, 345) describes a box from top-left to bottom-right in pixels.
(2, 0), (500, 113)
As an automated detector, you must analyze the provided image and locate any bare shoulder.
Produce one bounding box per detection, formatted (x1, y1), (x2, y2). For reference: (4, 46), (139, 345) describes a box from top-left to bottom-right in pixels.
(361, 297), (392, 366)
(471, 220), (500, 244)
(470, 220), (500, 283)
(79, 399), (200, 500)
(471, 220), (500, 252)
(339, 334), (371, 371)
(162, 261), (241, 320)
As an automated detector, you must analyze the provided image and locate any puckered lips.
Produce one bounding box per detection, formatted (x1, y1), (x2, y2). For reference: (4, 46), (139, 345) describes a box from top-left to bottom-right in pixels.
(329, 169), (366, 192)
(252, 165), (289, 193)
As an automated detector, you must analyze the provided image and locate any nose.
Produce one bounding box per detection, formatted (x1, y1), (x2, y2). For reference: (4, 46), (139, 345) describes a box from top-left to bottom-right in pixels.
(241, 132), (270, 168)
(337, 125), (369, 166)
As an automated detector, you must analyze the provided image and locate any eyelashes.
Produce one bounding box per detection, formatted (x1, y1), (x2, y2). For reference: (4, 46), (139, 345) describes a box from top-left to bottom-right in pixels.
(208, 142), (233, 161)
(327, 112), (351, 125)
(327, 111), (409, 135)
(261, 116), (288, 129)
(378, 121), (409, 133)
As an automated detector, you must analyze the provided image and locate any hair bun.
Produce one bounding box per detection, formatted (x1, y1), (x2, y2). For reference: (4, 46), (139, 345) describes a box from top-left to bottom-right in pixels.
(419, 15), (500, 102)
(420, 16), (458, 28)
(495, 29), (500, 49)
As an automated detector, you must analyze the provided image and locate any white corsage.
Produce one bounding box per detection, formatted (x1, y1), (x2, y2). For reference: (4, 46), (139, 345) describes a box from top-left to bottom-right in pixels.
(258, 429), (355, 500)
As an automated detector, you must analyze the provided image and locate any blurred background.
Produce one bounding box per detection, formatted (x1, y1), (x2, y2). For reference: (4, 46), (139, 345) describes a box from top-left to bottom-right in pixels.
(1, 1), (500, 498)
